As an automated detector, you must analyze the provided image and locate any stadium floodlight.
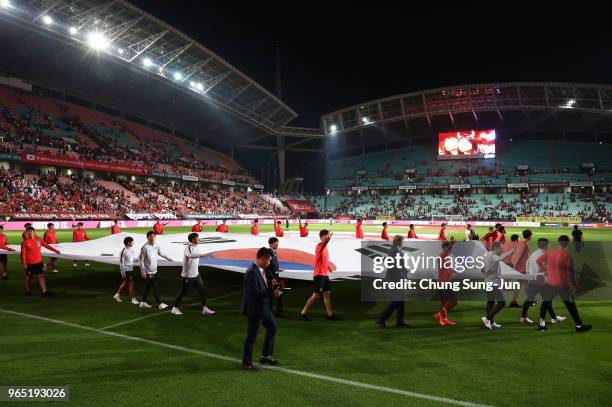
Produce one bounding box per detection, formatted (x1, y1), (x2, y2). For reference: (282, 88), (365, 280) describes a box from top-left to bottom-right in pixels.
(329, 124), (337, 133)
(69, 26), (78, 35)
(362, 117), (370, 124)
(196, 83), (204, 91)
(562, 99), (576, 108)
(189, 81), (196, 87)
(87, 31), (109, 50)
(143, 57), (153, 67)
(1, 0), (10, 9)
(42, 15), (53, 25)
(173, 72), (183, 81)
(118, 48), (124, 55)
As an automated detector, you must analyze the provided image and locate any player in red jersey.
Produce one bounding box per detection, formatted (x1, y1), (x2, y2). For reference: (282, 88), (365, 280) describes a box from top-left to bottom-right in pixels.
(407, 224), (418, 239)
(355, 218), (364, 239)
(0, 225), (16, 280)
(481, 226), (495, 250)
(437, 223), (447, 241)
(21, 223), (36, 240)
(274, 220), (284, 237)
(22, 227), (60, 296)
(43, 223), (59, 273)
(191, 220), (203, 233)
(72, 222), (90, 268)
(153, 219), (169, 235)
(381, 222), (390, 240)
(495, 226), (507, 243)
(299, 230), (339, 321)
(250, 219), (259, 235)
(536, 235), (591, 332)
(111, 219), (121, 235)
(216, 219), (229, 233)
(435, 237), (458, 326)
(298, 218), (309, 237)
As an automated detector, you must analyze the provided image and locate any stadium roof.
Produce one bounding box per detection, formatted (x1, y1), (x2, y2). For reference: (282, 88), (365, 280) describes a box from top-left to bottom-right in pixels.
(0, 0), (323, 148)
(322, 82), (612, 136)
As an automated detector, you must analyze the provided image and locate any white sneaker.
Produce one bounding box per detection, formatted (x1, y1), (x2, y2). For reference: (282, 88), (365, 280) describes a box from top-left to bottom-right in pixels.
(202, 306), (216, 315)
(481, 316), (492, 330)
(158, 303), (169, 310)
(113, 293), (122, 302)
(520, 317), (533, 324)
(171, 307), (183, 315)
(139, 301), (152, 308)
(551, 315), (567, 324)
(492, 322), (502, 328)
(131, 298), (140, 305)
(52, 269), (59, 273)
(85, 263), (91, 267)
(72, 262), (78, 267)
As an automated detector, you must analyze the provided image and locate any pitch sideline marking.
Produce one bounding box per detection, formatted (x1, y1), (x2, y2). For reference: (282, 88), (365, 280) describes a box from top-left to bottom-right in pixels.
(0, 308), (493, 407)
(99, 291), (243, 330)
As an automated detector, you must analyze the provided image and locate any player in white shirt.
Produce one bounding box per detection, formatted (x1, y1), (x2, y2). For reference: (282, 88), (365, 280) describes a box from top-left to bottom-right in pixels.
(113, 236), (140, 305)
(171, 233), (216, 316)
(139, 231), (173, 310)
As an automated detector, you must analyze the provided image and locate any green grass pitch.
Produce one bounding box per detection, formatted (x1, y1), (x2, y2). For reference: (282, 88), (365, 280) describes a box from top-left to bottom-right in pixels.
(1, 224), (611, 406)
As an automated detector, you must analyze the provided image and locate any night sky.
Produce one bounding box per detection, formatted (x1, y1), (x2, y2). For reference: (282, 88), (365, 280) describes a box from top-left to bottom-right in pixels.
(129, 2), (612, 127)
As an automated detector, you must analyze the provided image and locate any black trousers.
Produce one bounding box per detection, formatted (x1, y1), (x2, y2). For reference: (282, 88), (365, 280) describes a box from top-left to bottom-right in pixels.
(270, 294), (283, 315)
(542, 285), (583, 326)
(521, 283), (556, 319)
(242, 306), (277, 365)
(378, 301), (405, 326)
(174, 276), (207, 308)
(486, 288), (505, 322)
(141, 274), (161, 304)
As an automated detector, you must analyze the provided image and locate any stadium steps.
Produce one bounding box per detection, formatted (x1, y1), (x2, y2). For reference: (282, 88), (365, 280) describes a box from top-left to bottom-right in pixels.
(97, 180), (139, 203)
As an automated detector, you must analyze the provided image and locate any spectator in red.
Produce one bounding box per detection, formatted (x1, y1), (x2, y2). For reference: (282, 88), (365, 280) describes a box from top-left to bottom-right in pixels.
(72, 222), (90, 268)
(21, 226), (60, 296)
(43, 223), (59, 273)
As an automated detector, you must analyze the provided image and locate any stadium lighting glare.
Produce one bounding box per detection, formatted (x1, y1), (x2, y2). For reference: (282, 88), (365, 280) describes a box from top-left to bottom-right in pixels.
(189, 81), (196, 87)
(329, 124), (337, 133)
(42, 15), (53, 25)
(562, 99), (576, 108)
(118, 48), (124, 55)
(196, 82), (204, 91)
(362, 117), (370, 124)
(173, 72), (183, 81)
(69, 26), (78, 35)
(87, 31), (109, 50)
(1, 0), (11, 9)
(143, 57), (153, 67)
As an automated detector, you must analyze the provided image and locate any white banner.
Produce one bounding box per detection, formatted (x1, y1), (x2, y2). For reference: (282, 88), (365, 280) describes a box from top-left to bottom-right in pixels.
(449, 184), (471, 190)
(181, 175), (199, 182)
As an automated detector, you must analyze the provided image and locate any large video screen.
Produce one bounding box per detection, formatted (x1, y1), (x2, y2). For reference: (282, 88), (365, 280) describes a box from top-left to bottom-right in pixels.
(437, 129), (496, 160)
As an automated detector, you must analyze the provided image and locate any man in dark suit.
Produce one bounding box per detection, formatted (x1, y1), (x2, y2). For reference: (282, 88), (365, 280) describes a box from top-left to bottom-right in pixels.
(267, 237), (284, 317)
(376, 235), (410, 328)
(242, 247), (283, 371)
